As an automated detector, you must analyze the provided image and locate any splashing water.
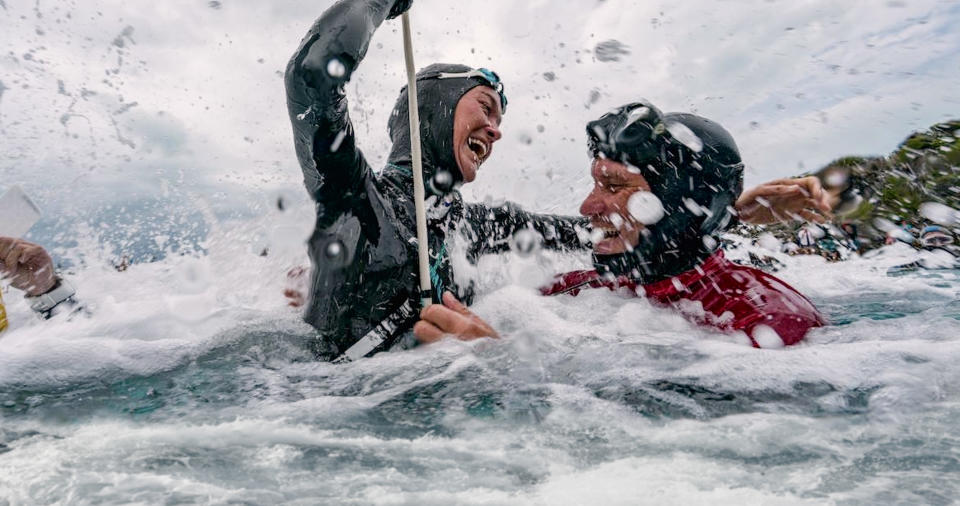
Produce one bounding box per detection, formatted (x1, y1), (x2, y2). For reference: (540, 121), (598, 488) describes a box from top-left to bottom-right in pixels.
(627, 191), (665, 225)
(511, 228), (543, 258)
(2, 227), (959, 504)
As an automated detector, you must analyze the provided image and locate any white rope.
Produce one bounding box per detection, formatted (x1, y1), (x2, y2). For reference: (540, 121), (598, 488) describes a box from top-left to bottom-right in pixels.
(401, 11), (433, 309)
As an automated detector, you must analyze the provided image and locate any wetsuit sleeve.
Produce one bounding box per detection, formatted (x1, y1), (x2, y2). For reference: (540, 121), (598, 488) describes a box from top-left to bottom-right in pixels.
(286, 0), (411, 359)
(462, 201), (590, 261)
(285, 0), (401, 201)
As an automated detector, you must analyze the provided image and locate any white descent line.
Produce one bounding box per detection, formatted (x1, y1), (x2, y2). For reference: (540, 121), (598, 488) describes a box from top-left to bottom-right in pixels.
(401, 11), (433, 309)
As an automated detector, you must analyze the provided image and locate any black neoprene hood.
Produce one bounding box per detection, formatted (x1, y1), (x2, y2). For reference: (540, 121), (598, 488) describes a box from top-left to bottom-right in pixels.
(386, 63), (506, 192)
(586, 101), (745, 284)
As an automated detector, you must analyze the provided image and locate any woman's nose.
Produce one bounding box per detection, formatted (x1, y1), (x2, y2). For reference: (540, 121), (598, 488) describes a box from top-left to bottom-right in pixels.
(485, 123), (502, 142)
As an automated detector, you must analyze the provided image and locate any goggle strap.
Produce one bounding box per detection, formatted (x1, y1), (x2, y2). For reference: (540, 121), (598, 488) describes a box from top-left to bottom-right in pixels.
(424, 70), (507, 111)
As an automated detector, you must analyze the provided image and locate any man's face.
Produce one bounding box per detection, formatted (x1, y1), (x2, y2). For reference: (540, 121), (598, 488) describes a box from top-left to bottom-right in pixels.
(579, 158), (653, 255)
(452, 86), (503, 183)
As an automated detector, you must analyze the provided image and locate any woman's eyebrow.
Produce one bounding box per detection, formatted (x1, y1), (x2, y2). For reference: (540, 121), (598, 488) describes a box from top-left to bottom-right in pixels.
(482, 94), (498, 111)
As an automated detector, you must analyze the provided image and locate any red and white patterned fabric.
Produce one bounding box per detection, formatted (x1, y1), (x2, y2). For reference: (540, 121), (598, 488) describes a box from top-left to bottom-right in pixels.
(540, 251), (824, 347)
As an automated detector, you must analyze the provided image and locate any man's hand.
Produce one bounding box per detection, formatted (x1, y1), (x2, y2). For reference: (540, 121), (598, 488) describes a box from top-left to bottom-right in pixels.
(736, 176), (834, 225)
(414, 292), (499, 343)
(0, 237), (57, 297)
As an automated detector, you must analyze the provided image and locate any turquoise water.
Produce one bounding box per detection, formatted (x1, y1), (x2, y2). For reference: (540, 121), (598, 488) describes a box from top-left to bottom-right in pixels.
(1, 245), (959, 505)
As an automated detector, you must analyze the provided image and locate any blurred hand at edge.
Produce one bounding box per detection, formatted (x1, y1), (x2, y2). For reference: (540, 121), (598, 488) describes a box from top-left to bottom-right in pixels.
(0, 237), (57, 297)
(736, 176), (834, 225)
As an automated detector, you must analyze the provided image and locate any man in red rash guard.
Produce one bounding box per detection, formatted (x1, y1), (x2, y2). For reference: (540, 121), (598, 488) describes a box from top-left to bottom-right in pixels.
(415, 101), (824, 347)
(537, 251), (822, 348)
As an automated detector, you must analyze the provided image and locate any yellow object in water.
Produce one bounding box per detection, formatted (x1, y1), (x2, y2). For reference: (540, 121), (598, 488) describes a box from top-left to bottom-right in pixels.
(0, 291), (7, 334)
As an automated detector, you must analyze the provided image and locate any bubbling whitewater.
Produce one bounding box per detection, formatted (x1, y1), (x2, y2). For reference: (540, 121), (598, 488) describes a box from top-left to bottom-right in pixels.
(1, 222), (959, 504)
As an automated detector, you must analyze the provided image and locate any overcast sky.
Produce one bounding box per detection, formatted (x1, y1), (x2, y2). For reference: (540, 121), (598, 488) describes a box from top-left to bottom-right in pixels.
(1, 0), (958, 218)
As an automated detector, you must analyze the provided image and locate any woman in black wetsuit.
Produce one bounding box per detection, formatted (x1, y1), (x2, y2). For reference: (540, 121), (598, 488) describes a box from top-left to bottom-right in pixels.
(285, 0), (587, 360)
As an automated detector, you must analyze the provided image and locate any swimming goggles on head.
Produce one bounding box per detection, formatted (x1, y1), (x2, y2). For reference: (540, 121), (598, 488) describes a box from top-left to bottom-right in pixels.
(431, 68), (507, 113)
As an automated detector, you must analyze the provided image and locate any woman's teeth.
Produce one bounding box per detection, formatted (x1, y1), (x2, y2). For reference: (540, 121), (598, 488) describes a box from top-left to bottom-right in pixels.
(468, 138), (488, 163)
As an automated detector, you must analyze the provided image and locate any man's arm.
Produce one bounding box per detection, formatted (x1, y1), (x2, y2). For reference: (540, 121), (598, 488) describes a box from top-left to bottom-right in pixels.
(461, 175), (827, 261)
(735, 177), (834, 225)
(462, 201), (590, 261)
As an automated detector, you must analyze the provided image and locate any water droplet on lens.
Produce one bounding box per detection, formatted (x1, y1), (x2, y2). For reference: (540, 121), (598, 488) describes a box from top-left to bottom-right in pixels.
(326, 58), (346, 78)
(325, 240), (344, 258)
(825, 170), (848, 188)
(702, 235), (718, 250)
(666, 121), (703, 152)
(607, 214), (623, 230)
(589, 227), (606, 245)
(627, 191), (665, 225)
(431, 170), (454, 193)
(682, 197), (705, 216)
(512, 228), (542, 258)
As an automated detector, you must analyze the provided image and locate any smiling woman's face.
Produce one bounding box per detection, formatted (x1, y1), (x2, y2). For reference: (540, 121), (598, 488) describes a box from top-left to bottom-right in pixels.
(452, 86), (503, 183)
(579, 158), (653, 255)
